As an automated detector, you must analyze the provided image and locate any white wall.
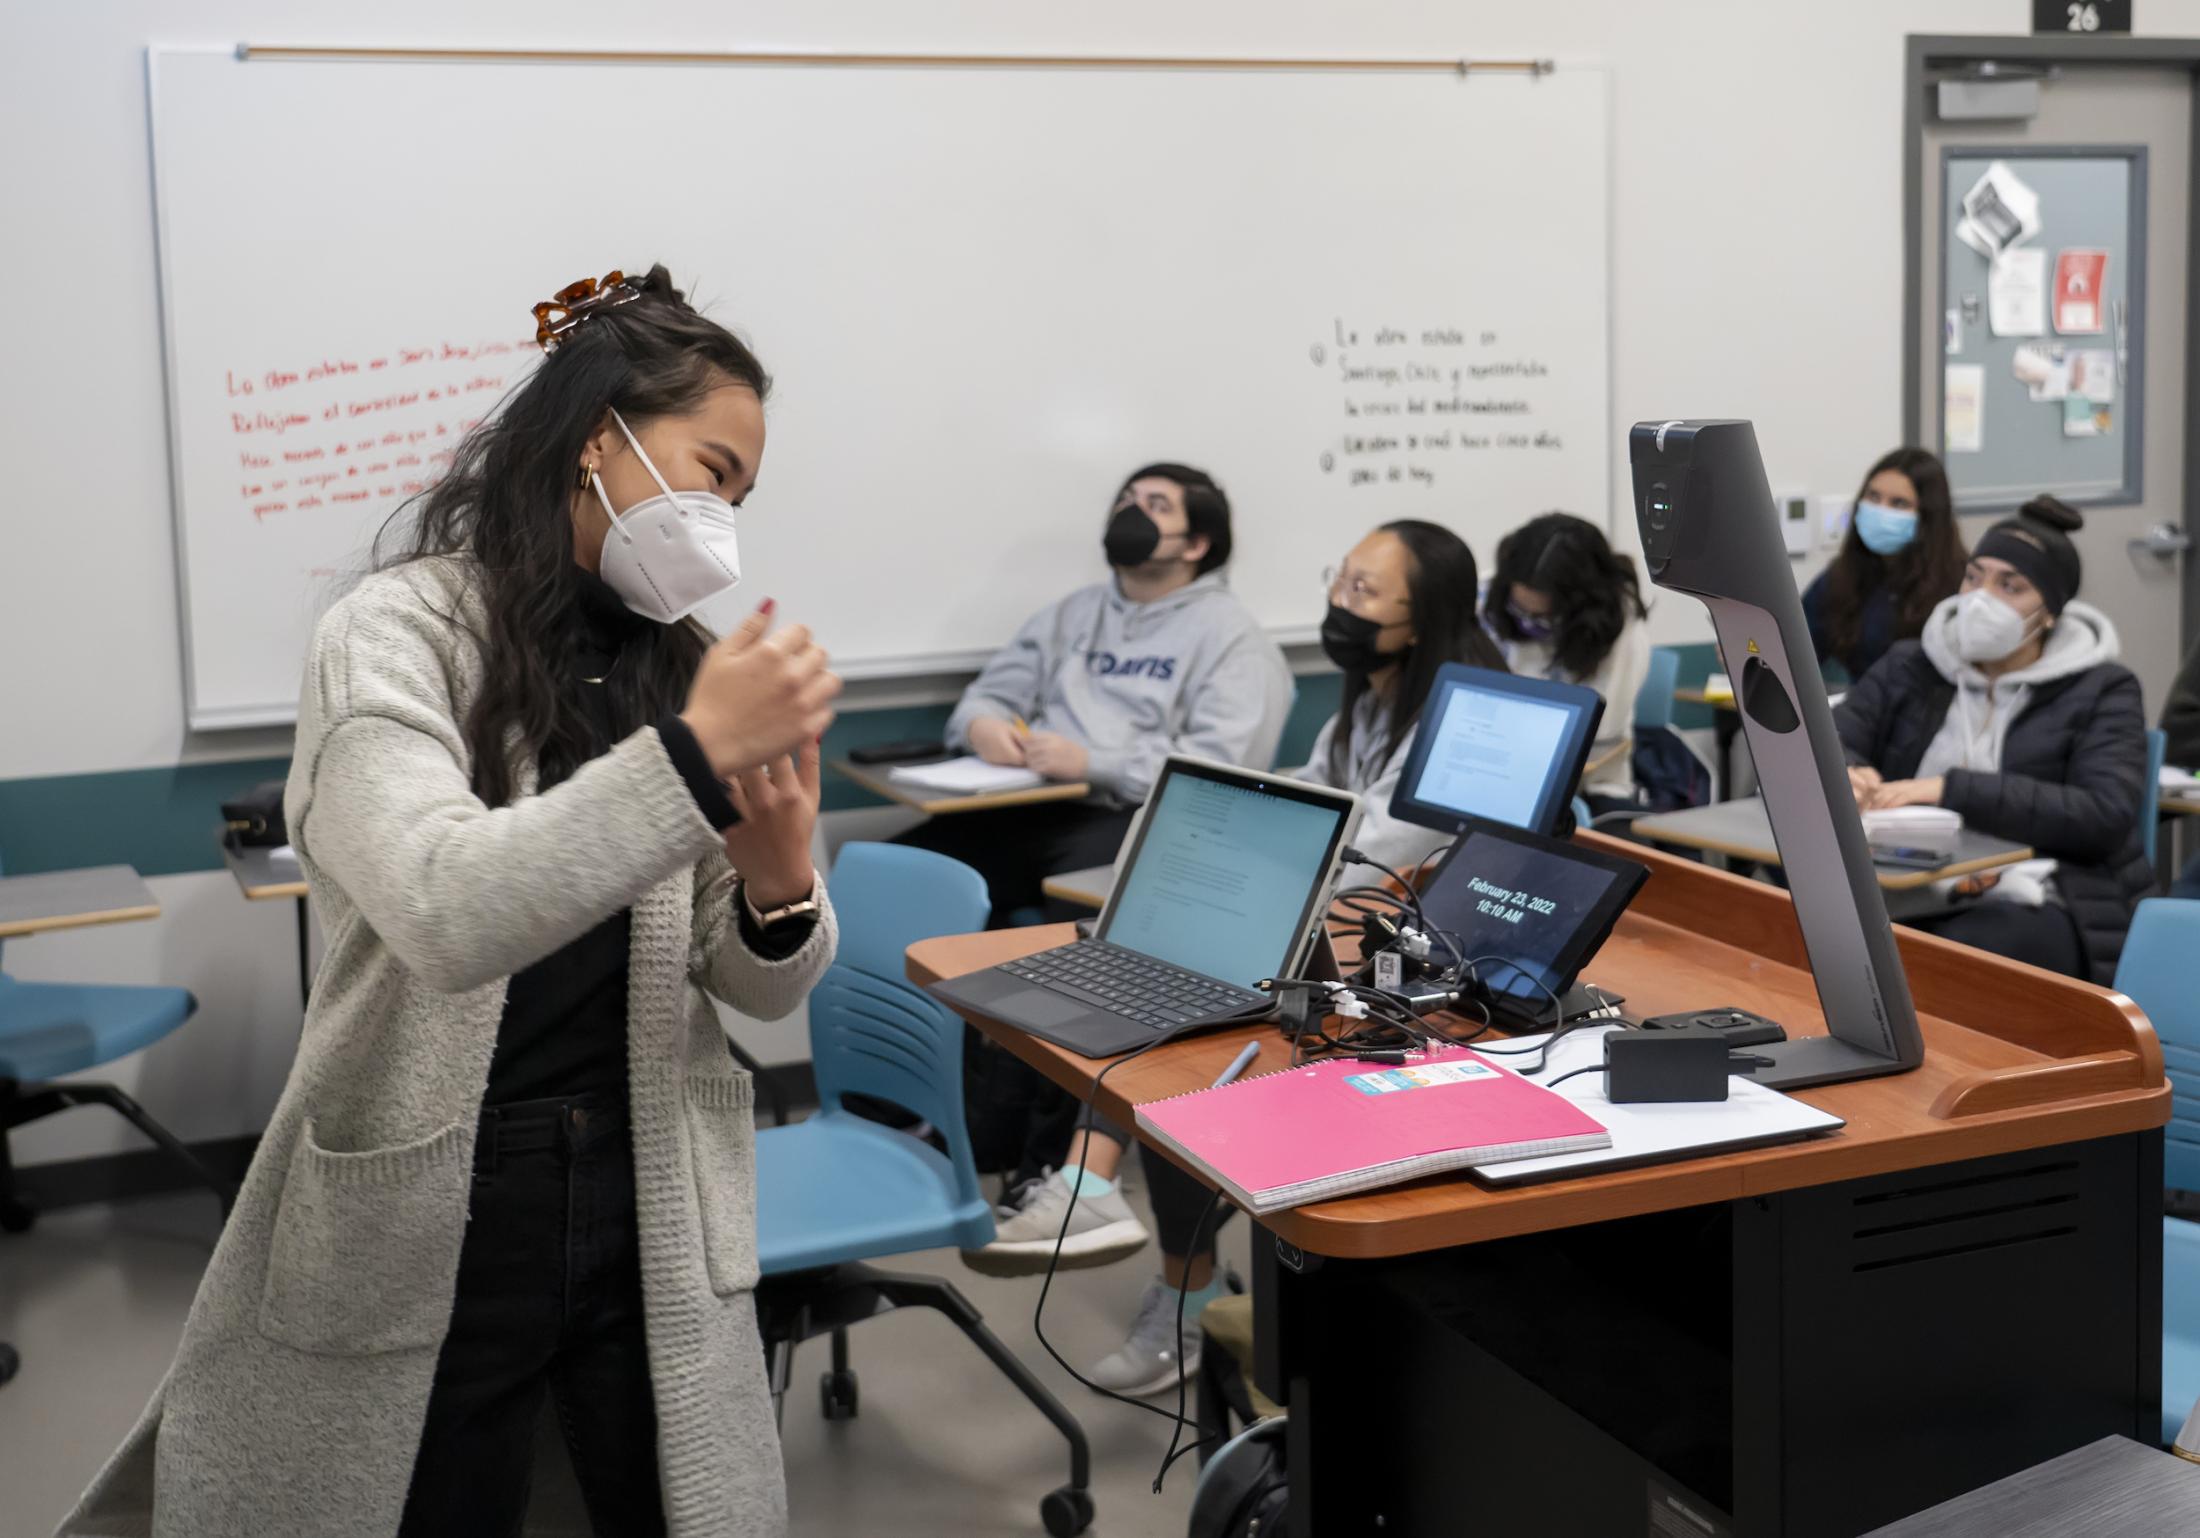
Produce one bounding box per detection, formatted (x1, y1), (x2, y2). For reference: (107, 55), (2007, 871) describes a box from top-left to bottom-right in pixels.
(3, 0), (2043, 1163)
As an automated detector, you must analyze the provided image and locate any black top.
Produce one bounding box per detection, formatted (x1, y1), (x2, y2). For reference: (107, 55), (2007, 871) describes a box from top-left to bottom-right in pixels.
(1834, 639), (2151, 985)
(484, 570), (803, 1106)
(1800, 571), (1898, 685)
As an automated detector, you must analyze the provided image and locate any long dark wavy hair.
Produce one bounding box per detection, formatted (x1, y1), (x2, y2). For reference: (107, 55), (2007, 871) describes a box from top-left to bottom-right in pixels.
(1483, 512), (1646, 680)
(1328, 520), (1508, 784)
(375, 265), (770, 807)
(1821, 446), (1966, 667)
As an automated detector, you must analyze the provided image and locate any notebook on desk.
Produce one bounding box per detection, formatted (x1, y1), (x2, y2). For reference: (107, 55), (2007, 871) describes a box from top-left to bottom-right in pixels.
(885, 756), (1046, 795)
(1136, 1045), (1610, 1213)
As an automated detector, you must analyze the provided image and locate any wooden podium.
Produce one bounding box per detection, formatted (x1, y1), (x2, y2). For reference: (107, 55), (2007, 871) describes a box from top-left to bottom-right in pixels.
(910, 832), (2169, 1537)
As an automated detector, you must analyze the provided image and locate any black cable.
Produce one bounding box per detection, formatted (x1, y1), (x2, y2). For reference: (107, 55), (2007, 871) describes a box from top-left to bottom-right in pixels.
(1155, 1182), (1227, 1487)
(1540, 1063), (1604, 1091)
(1029, 1007), (1252, 1487)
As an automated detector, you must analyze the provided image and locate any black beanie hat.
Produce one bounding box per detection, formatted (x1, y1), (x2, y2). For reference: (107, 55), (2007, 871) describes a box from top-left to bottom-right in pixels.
(1972, 495), (2084, 616)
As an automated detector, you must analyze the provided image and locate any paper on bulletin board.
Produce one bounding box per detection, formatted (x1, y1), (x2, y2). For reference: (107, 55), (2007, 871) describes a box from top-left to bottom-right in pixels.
(2064, 395), (2108, 437)
(2013, 343), (2063, 399)
(2054, 248), (2108, 334)
(2014, 344), (2116, 404)
(1945, 364), (1985, 453)
(1988, 248), (2047, 336)
(1955, 162), (2042, 260)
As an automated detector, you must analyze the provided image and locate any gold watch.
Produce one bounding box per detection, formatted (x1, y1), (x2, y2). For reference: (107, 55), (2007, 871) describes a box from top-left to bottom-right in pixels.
(743, 875), (822, 931)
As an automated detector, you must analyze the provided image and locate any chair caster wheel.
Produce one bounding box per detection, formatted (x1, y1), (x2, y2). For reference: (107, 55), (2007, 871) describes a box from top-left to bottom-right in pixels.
(1040, 1485), (1094, 1536)
(0, 1197), (36, 1235)
(820, 1367), (859, 1421)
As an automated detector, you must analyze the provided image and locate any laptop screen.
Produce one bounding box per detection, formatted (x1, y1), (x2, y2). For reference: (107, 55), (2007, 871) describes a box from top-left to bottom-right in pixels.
(1101, 765), (1352, 988)
(1388, 664), (1605, 838)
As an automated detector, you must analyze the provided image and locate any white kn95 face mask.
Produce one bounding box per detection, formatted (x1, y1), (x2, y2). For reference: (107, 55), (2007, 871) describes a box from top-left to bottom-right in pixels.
(590, 408), (742, 624)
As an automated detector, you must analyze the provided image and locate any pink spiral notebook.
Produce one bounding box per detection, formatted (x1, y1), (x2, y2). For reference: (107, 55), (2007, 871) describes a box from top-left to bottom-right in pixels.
(1135, 1046), (1611, 1214)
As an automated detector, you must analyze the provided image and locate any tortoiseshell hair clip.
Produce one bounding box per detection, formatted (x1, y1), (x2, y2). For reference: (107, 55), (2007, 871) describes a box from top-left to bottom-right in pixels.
(532, 269), (643, 354)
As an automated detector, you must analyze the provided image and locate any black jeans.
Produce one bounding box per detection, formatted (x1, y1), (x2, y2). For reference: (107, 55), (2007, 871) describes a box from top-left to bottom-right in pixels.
(1141, 1141), (1232, 1264)
(897, 801), (1138, 1184)
(1908, 900), (2085, 980)
(400, 1092), (664, 1538)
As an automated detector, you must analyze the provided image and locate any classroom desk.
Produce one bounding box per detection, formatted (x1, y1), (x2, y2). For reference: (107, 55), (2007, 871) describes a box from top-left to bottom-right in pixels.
(0, 866), (159, 940)
(1634, 795), (2033, 891)
(219, 843), (311, 1009)
(1039, 863), (1115, 911)
(829, 759), (1090, 816)
(1673, 686), (1742, 799)
(911, 832), (2169, 1537)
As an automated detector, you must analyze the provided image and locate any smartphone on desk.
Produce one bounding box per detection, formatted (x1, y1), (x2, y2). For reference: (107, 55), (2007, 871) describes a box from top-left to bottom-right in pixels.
(1870, 845), (1951, 872)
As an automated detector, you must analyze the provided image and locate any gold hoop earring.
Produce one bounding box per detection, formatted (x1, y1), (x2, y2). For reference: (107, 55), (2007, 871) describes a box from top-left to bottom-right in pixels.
(576, 462), (597, 491)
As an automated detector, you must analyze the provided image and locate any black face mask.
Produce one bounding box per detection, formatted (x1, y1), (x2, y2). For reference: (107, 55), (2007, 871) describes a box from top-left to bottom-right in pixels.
(1319, 604), (1404, 675)
(1104, 504), (1174, 569)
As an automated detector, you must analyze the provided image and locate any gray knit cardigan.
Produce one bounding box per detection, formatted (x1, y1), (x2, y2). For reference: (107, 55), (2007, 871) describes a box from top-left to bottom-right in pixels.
(61, 557), (834, 1537)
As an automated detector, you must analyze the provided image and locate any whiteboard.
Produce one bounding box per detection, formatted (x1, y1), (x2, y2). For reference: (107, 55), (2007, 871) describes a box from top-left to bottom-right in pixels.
(148, 47), (1610, 727)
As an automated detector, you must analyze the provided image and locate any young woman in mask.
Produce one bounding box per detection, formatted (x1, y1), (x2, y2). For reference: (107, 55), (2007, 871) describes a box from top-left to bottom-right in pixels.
(1833, 497), (2150, 983)
(911, 464), (1292, 1271)
(1483, 511), (1650, 806)
(1801, 446), (1967, 681)
(961, 523), (1509, 1402)
(1296, 520), (1509, 871)
(66, 267), (842, 1538)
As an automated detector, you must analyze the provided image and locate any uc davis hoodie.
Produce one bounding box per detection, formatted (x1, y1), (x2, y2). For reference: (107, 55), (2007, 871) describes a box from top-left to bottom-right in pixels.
(946, 572), (1293, 805)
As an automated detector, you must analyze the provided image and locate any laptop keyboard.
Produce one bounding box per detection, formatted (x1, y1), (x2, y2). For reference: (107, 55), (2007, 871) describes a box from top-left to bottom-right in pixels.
(999, 942), (1264, 1031)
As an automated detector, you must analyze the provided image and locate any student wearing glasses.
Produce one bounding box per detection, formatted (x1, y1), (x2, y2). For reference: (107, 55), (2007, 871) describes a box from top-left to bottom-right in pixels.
(1482, 512), (1650, 809)
(901, 463), (1292, 1253)
(959, 521), (1507, 1404)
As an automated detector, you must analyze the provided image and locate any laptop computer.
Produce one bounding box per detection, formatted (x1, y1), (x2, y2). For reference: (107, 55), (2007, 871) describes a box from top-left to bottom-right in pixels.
(929, 755), (1362, 1057)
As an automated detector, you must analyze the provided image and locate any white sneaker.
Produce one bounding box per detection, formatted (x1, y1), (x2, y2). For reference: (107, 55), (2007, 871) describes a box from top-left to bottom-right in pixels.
(958, 1169), (1150, 1278)
(1085, 1278), (1203, 1398)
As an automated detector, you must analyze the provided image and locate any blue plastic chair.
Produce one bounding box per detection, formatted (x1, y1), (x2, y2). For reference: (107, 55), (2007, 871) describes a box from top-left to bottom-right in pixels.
(0, 853), (230, 1240)
(2144, 728), (2167, 869)
(2109, 898), (2200, 1443)
(1636, 645), (1683, 731)
(754, 842), (1095, 1536)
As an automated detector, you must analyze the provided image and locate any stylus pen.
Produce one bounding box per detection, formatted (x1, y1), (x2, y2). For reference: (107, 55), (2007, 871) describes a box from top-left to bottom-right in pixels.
(1213, 1041), (1262, 1088)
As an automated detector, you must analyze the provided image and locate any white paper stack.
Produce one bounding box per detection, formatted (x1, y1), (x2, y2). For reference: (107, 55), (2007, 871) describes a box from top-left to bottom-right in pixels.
(885, 756), (1046, 795)
(1861, 805), (1962, 853)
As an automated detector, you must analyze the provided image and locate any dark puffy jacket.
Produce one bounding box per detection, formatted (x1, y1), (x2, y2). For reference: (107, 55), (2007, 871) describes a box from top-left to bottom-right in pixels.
(1835, 634), (2151, 984)
(2165, 639), (2200, 767)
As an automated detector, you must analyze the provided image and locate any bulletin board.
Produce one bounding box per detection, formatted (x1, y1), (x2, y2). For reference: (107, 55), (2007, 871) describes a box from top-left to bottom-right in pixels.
(1937, 145), (2145, 512)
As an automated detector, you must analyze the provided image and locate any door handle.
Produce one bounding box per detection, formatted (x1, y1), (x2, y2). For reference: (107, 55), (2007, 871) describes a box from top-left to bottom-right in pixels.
(2127, 522), (2192, 559)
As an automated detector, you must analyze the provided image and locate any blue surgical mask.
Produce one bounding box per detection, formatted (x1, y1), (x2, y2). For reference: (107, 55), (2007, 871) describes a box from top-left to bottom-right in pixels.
(1854, 500), (1919, 557)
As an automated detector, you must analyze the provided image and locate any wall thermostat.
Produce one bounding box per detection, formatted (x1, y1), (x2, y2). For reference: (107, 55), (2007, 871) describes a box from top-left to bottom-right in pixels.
(1776, 488), (1813, 558)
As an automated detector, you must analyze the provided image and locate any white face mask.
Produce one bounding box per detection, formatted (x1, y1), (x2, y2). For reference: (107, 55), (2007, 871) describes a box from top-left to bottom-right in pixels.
(1950, 587), (2043, 664)
(590, 409), (742, 624)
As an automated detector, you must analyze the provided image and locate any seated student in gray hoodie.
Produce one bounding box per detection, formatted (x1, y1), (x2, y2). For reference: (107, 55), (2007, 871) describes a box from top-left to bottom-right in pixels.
(1834, 497), (2151, 983)
(898, 463), (1290, 1231)
(903, 462), (1292, 923)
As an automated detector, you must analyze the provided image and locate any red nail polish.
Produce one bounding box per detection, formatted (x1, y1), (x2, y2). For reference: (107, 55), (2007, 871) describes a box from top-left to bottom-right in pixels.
(758, 597), (776, 616)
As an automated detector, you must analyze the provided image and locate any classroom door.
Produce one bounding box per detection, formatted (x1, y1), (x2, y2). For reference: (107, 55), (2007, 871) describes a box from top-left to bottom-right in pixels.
(1915, 65), (2192, 715)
